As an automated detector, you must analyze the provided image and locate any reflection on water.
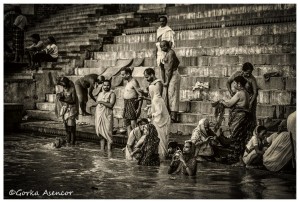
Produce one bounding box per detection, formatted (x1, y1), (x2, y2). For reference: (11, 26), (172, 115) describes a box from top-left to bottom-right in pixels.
(4, 133), (296, 199)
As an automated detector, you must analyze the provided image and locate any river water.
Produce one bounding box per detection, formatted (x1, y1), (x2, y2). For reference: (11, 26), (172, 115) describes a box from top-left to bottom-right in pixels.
(4, 133), (296, 199)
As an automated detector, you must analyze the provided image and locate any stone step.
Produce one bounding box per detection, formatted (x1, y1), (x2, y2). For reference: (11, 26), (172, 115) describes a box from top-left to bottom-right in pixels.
(97, 12), (136, 21)
(93, 50), (156, 60)
(179, 65), (296, 78)
(4, 73), (34, 80)
(26, 110), (60, 121)
(185, 101), (296, 119)
(179, 76), (296, 91)
(55, 5), (104, 15)
(180, 88), (296, 106)
(114, 22), (296, 44)
(74, 67), (107, 76)
(151, 8), (296, 27)
(106, 33), (296, 52)
(84, 59), (117, 68)
(166, 4), (295, 19)
(27, 27), (88, 36)
(36, 102), (56, 111)
(124, 13), (295, 35)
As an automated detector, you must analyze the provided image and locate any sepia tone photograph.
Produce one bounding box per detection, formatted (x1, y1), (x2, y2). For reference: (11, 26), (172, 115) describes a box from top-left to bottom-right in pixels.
(2, 2), (296, 199)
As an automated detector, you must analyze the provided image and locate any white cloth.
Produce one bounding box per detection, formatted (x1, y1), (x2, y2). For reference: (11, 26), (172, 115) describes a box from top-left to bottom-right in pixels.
(45, 44), (58, 58)
(95, 90), (114, 144)
(149, 79), (170, 160)
(263, 132), (293, 171)
(156, 25), (175, 67)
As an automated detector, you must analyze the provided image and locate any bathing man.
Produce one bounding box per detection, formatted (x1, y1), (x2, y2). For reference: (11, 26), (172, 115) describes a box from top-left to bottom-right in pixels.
(120, 67), (143, 138)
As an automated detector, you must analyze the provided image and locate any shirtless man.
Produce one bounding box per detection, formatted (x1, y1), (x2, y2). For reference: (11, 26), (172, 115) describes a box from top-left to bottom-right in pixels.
(75, 74), (105, 116)
(120, 67), (143, 137)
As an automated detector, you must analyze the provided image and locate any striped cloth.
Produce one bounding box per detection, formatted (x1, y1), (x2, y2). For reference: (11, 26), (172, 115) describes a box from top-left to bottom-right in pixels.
(13, 26), (24, 55)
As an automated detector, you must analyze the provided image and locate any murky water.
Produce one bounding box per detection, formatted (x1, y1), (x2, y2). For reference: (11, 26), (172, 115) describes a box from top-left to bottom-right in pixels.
(4, 133), (296, 199)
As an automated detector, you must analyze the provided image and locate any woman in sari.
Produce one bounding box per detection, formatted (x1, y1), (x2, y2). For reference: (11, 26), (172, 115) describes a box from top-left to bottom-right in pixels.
(131, 124), (160, 166)
(95, 80), (116, 152)
(263, 120), (295, 171)
(140, 68), (171, 160)
(220, 75), (254, 165)
(191, 118), (218, 160)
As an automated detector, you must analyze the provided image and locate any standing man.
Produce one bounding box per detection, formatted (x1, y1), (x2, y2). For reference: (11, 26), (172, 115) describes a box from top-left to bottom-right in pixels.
(156, 16), (175, 81)
(75, 74), (105, 116)
(95, 80), (116, 152)
(56, 77), (78, 145)
(226, 62), (258, 126)
(13, 6), (28, 62)
(160, 40), (181, 122)
(120, 67), (143, 138)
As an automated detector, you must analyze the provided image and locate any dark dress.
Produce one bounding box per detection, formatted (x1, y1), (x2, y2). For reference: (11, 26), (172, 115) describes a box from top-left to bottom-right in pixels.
(138, 124), (160, 166)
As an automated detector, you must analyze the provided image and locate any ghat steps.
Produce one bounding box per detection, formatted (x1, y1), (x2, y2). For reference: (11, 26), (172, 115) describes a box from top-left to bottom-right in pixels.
(4, 4), (295, 138)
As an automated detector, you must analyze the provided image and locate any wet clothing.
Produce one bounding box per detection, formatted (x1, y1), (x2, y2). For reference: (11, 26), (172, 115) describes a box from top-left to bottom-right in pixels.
(242, 126), (264, 165)
(123, 98), (139, 126)
(191, 118), (216, 157)
(125, 127), (143, 160)
(163, 49), (180, 112)
(149, 79), (171, 160)
(138, 124), (160, 166)
(263, 131), (293, 171)
(168, 157), (197, 176)
(227, 107), (253, 164)
(95, 90), (115, 144)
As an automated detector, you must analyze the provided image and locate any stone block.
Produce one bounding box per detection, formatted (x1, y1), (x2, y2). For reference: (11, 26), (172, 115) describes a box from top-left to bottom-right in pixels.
(76, 67), (107, 76)
(257, 90), (270, 104)
(256, 105), (276, 118)
(208, 90), (231, 102)
(179, 101), (190, 113)
(284, 106), (296, 119)
(46, 94), (56, 103)
(256, 77), (285, 90)
(270, 91), (292, 105)
(251, 25), (269, 35)
(84, 59), (116, 68)
(285, 77), (296, 90)
(190, 101), (214, 114)
(36, 102), (56, 111)
(144, 57), (156, 67)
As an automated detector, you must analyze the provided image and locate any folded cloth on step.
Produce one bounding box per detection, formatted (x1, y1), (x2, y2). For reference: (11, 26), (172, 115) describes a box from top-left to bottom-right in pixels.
(192, 81), (209, 91)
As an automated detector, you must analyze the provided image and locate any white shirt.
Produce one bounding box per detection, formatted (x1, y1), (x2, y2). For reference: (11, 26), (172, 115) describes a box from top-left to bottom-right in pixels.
(45, 44), (58, 58)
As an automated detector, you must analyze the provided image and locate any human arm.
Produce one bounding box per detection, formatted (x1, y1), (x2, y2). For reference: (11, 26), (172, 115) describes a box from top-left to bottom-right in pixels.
(130, 135), (146, 156)
(163, 52), (174, 86)
(249, 77), (258, 109)
(179, 154), (197, 176)
(97, 92), (116, 109)
(226, 74), (235, 97)
(220, 92), (240, 108)
(168, 156), (180, 174)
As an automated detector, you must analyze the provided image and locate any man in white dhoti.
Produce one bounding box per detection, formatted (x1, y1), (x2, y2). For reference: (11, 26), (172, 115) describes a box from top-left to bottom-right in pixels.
(140, 68), (171, 160)
(95, 80), (116, 152)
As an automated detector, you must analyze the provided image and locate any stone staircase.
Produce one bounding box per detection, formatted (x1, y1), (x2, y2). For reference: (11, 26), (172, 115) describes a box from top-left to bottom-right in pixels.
(16, 4), (296, 138)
